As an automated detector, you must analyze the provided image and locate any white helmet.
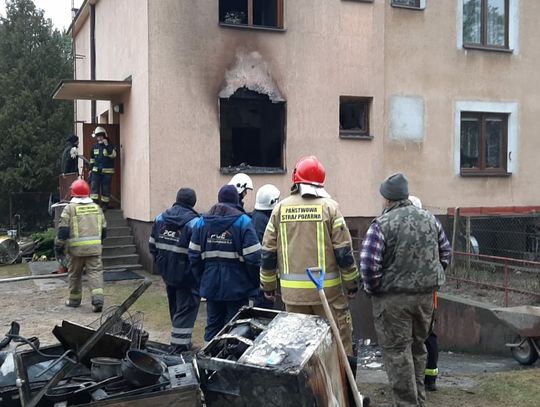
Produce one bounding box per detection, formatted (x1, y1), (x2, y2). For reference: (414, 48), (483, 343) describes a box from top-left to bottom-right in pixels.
(255, 184), (281, 210)
(92, 126), (107, 138)
(228, 173), (254, 194)
(409, 195), (422, 209)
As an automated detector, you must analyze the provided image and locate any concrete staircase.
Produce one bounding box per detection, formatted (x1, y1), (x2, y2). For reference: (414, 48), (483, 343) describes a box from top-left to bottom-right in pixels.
(102, 209), (144, 272)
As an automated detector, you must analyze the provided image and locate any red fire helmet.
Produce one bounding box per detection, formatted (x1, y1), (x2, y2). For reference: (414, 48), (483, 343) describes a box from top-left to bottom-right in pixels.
(71, 179), (90, 198)
(292, 156), (326, 187)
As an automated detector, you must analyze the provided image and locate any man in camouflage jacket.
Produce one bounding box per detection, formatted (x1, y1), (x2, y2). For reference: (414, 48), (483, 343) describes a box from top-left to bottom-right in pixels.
(360, 173), (451, 407)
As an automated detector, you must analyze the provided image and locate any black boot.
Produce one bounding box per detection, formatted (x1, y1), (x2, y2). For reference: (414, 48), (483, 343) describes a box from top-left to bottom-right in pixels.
(425, 376), (437, 392)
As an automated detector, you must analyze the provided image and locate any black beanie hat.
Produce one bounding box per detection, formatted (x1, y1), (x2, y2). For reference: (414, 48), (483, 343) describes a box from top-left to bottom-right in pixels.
(176, 188), (196, 207)
(218, 185), (239, 205)
(67, 134), (79, 143)
(380, 173), (409, 201)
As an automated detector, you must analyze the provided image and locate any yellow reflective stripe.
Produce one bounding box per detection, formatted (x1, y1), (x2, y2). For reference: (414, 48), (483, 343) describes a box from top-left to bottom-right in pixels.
(69, 292), (82, 300)
(281, 277), (342, 289)
(92, 288), (104, 295)
(332, 217), (345, 230)
(70, 239), (101, 247)
(72, 209), (79, 238)
(266, 222), (275, 233)
(316, 222), (326, 271)
(260, 274), (277, 283)
(102, 168), (115, 174)
(109, 149), (117, 158)
(89, 159), (95, 163)
(342, 269), (359, 281)
(425, 368), (438, 376)
(280, 222), (289, 274)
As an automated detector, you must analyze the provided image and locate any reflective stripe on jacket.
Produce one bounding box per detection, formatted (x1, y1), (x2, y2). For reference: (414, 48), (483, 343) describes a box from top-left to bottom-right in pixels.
(57, 201), (106, 257)
(260, 193), (359, 305)
(90, 142), (117, 174)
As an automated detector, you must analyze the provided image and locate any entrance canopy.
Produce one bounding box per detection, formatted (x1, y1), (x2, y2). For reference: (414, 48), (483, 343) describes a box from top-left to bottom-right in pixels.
(52, 79), (131, 101)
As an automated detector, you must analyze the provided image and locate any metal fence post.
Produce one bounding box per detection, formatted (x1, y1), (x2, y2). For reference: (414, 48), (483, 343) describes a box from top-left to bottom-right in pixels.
(450, 207), (460, 282)
(504, 259), (509, 307)
(465, 216), (471, 278)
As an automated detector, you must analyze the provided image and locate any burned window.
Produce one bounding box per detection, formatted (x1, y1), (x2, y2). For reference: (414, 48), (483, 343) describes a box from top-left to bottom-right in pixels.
(220, 88), (285, 172)
(339, 97), (372, 139)
(219, 0), (284, 29)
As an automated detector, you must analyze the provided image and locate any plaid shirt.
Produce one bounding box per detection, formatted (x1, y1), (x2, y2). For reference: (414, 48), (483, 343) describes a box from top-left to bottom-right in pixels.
(360, 219), (452, 294)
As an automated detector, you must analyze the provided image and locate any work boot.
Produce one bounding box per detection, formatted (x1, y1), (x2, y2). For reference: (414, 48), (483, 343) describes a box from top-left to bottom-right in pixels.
(92, 303), (103, 313)
(65, 299), (81, 308)
(425, 376), (437, 392)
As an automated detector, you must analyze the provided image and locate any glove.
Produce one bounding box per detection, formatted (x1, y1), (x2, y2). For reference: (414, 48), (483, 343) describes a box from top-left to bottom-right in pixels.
(102, 138), (109, 146)
(263, 290), (276, 302)
(347, 286), (358, 299)
(69, 146), (78, 159)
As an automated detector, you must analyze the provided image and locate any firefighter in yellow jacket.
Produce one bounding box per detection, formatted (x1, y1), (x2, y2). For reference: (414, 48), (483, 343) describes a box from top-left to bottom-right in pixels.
(55, 179), (106, 312)
(260, 156), (359, 354)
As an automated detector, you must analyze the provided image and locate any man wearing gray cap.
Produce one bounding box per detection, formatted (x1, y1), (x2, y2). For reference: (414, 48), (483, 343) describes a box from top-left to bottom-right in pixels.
(360, 173), (451, 407)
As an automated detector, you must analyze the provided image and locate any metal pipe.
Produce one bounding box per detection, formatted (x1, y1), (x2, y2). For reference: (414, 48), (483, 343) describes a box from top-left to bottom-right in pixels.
(90, 3), (96, 123)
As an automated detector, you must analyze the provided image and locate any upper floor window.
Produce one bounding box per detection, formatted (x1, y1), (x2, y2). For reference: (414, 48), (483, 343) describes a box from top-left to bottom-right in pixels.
(219, 0), (284, 29)
(463, 0), (509, 49)
(391, 0), (424, 9)
(339, 97), (372, 139)
(460, 112), (508, 175)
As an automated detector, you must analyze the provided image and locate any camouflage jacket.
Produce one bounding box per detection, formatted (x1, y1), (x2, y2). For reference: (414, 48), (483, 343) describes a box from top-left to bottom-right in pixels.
(361, 200), (447, 294)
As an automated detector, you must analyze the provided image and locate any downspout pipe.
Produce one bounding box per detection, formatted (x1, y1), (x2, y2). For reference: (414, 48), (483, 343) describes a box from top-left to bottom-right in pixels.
(90, 3), (96, 123)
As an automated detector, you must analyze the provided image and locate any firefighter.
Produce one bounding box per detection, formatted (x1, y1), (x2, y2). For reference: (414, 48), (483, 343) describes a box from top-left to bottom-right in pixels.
(228, 173), (253, 210)
(260, 156), (359, 355)
(55, 179), (106, 313)
(189, 185), (261, 342)
(89, 126), (117, 209)
(409, 195), (441, 392)
(251, 184), (281, 309)
(149, 188), (201, 352)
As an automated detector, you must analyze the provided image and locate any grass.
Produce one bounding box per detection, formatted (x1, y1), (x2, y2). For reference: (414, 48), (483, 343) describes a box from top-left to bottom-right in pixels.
(0, 262), (30, 278)
(103, 277), (206, 347)
(476, 370), (540, 407)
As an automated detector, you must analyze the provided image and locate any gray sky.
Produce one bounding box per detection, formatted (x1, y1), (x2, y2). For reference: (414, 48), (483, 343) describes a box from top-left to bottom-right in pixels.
(0, 0), (84, 30)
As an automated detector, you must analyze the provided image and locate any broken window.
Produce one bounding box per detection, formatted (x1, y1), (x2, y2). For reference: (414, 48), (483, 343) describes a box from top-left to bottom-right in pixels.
(220, 88), (286, 172)
(339, 97), (372, 139)
(219, 0), (284, 29)
(460, 112), (508, 175)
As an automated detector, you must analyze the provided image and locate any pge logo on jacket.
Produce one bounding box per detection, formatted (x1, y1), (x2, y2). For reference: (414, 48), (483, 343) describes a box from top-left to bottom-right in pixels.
(160, 227), (180, 242)
(208, 231), (233, 245)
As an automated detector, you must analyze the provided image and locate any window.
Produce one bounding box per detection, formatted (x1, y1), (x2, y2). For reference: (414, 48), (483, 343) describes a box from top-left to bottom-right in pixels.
(463, 0), (509, 49)
(220, 88), (285, 173)
(391, 0), (424, 9)
(460, 112), (508, 175)
(219, 0), (284, 29)
(339, 97), (372, 139)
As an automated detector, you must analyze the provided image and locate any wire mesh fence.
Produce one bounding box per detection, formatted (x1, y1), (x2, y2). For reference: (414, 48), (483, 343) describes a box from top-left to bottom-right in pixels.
(447, 208), (540, 306)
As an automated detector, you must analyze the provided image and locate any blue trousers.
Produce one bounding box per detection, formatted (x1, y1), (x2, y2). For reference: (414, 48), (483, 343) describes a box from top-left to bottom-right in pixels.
(90, 172), (112, 204)
(165, 285), (200, 350)
(205, 298), (248, 342)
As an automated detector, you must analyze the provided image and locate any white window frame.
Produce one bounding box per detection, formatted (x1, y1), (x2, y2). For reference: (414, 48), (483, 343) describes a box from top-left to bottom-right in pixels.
(391, 0), (426, 10)
(457, 0), (520, 53)
(454, 101), (518, 175)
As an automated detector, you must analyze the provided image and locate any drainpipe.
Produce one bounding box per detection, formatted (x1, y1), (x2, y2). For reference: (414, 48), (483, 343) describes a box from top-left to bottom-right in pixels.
(90, 4), (96, 123)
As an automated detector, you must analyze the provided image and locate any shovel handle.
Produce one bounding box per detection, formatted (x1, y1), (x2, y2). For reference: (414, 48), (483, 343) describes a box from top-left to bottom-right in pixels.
(307, 267), (325, 290)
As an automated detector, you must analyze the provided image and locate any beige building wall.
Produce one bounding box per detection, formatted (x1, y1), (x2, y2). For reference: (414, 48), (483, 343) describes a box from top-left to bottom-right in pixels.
(383, 0), (540, 213)
(147, 0), (385, 220)
(73, 0), (151, 221)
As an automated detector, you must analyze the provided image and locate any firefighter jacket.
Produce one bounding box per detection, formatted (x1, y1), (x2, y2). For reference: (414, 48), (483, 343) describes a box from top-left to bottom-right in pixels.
(260, 193), (359, 305)
(149, 203), (199, 288)
(56, 197), (107, 257)
(90, 142), (117, 174)
(188, 203), (261, 301)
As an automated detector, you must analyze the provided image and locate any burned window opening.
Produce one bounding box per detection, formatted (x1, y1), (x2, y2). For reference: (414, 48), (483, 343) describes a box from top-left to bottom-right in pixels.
(339, 96), (372, 139)
(220, 88), (285, 173)
(219, 0), (283, 29)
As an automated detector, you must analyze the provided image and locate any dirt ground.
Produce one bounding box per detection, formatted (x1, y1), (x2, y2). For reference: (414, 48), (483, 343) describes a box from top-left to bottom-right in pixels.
(1, 263), (539, 406)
